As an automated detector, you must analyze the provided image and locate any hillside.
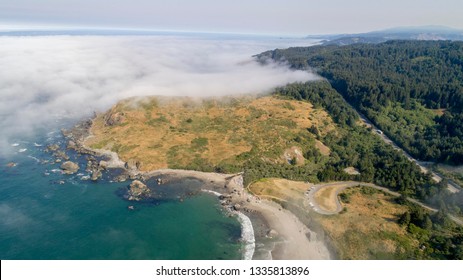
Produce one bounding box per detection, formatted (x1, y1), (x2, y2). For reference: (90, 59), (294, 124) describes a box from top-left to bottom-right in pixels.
(258, 40), (463, 165)
(82, 89), (463, 259)
(249, 179), (463, 259)
(310, 26), (463, 46)
(85, 95), (334, 177)
(84, 81), (463, 214)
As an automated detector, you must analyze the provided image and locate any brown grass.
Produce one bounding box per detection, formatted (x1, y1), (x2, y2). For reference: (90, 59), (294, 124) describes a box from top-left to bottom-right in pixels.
(314, 140), (330, 156)
(86, 95), (334, 171)
(313, 185), (341, 212)
(249, 178), (419, 259)
(315, 187), (417, 259)
(249, 178), (309, 203)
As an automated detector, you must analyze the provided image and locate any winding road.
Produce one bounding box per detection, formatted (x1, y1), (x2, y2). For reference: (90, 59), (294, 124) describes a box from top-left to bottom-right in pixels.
(357, 112), (461, 194)
(306, 181), (463, 226)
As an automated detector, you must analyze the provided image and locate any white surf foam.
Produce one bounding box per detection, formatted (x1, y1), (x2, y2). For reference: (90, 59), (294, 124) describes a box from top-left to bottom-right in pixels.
(201, 189), (255, 259)
(235, 211), (256, 260)
(27, 155), (40, 162)
(18, 148), (27, 153)
(201, 189), (222, 197)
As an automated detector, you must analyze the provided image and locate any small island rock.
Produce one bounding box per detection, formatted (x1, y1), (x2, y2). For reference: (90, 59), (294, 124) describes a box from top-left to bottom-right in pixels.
(127, 180), (151, 201)
(46, 144), (60, 152)
(91, 170), (102, 181)
(60, 161), (79, 174)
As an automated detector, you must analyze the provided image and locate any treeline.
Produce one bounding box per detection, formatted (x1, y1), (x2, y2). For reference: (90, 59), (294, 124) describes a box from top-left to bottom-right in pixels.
(272, 81), (463, 259)
(397, 204), (463, 259)
(321, 126), (439, 197)
(273, 81), (358, 126)
(272, 81), (463, 214)
(259, 41), (463, 164)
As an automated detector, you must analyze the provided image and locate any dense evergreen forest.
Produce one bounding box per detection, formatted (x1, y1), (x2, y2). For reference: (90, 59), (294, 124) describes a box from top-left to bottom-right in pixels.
(258, 41), (463, 164)
(272, 82), (463, 212)
(269, 81), (463, 259)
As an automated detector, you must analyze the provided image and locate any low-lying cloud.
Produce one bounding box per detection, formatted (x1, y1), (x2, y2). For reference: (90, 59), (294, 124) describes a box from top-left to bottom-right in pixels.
(0, 35), (317, 153)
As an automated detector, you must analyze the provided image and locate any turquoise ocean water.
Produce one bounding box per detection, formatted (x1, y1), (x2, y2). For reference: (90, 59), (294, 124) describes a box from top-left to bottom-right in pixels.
(0, 126), (242, 260)
(0, 34), (320, 260)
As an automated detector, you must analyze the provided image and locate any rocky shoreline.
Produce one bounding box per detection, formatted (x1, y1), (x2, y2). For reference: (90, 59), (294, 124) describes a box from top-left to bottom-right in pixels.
(52, 118), (259, 258)
(50, 118), (331, 260)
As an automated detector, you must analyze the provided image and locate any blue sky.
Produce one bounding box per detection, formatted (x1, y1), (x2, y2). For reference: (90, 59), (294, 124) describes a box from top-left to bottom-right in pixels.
(1, 0), (463, 35)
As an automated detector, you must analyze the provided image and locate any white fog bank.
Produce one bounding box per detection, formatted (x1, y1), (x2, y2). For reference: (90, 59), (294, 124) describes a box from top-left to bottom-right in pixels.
(0, 35), (318, 153)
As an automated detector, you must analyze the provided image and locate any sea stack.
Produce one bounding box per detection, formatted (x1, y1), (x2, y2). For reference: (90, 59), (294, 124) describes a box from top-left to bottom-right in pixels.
(126, 180), (151, 201)
(60, 161), (79, 174)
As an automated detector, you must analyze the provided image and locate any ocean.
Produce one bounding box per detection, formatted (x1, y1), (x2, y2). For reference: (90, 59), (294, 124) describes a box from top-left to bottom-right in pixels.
(0, 34), (319, 260)
(0, 126), (243, 260)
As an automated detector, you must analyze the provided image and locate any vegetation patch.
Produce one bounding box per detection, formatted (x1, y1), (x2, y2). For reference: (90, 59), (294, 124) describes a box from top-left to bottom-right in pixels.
(261, 41), (463, 164)
(250, 179), (462, 259)
(86, 95), (334, 174)
(249, 178), (309, 204)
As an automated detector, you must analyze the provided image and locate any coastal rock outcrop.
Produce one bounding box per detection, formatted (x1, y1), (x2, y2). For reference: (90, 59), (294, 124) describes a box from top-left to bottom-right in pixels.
(98, 160), (109, 170)
(46, 144), (60, 152)
(60, 161), (79, 174)
(104, 111), (126, 126)
(54, 150), (70, 161)
(83, 157), (104, 181)
(62, 119), (94, 155)
(125, 159), (141, 171)
(114, 173), (129, 182)
(91, 170), (102, 181)
(67, 140), (77, 150)
(126, 180), (151, 201)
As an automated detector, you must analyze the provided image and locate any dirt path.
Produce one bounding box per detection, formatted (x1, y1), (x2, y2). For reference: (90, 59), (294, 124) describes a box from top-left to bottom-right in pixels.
(307, 181), (397, 215)
(307, 181), (463, 226)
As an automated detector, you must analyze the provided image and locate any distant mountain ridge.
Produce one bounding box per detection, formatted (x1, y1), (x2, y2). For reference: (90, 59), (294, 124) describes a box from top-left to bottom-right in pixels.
(307, 26), (463, 45)
(2, 25), (462, 43)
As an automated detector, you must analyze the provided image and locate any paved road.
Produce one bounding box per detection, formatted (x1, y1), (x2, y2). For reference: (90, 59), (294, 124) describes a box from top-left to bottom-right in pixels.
(357, 112), (461, 193)
(306, 181), (463, 226)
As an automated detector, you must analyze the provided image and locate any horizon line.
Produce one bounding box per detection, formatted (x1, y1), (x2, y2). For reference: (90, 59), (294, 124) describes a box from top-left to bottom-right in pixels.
(1, 24), (462, 38)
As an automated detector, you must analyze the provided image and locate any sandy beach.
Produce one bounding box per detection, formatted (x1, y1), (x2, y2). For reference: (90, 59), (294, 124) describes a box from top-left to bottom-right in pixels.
(246, 199), (331, 259)
(142, 168), (332, 260)
(122, 163), (334, 260)
(75, 128), (333, 260)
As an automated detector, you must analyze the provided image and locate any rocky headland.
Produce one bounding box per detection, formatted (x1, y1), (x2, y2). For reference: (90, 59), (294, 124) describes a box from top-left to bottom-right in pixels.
(51, 104), (332, 260)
